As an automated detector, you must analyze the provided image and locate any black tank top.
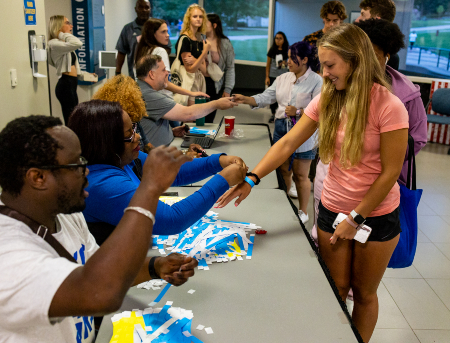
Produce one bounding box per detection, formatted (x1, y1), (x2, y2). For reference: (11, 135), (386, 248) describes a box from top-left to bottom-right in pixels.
(70, 51), (76, 66)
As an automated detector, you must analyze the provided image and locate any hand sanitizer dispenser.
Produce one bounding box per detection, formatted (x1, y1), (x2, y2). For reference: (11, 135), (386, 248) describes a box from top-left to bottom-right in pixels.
(30, 34), (47, 78)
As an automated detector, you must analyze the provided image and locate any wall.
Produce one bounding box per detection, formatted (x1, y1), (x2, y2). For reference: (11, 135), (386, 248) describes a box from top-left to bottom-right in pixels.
(0, 0), (50, 130)
(44, 0), (135, 121)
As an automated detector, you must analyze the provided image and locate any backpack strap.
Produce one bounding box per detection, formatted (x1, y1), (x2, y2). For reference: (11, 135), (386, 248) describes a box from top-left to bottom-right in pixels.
(0, 206), (77, 263)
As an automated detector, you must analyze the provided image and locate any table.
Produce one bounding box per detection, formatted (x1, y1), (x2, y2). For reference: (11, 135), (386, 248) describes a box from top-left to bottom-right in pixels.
(172, 122), (279, 189)
(96, 188), (358, 343)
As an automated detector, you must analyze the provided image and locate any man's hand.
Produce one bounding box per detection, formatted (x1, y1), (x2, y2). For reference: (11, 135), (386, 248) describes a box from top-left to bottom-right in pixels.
(215, 181), (252, 208)
(141, 146), (192, 193)
(172, 126), (187, 137)
(265, 77), (270, 86)
(219, 155), (246, 169)
(154, 253), (198, 286)
(285, 105), (297, 117)
(218, 164), (247, 187)
(215, 97), (238, 110)
(191, 91), (210, 98)
(222, 92), (230, 98)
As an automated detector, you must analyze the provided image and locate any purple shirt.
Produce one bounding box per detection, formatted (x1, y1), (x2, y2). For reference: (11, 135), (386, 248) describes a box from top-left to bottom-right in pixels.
(386, 66), (428, 186)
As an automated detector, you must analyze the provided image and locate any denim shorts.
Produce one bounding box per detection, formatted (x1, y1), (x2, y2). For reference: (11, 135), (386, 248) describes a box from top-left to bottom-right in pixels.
(273, 119), (317, 160)
(317, 201), (401, 242)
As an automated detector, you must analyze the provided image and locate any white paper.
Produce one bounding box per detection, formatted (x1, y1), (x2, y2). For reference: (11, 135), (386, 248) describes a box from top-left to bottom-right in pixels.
(205, 327), (214, 334)
(196, 325), (205, 330)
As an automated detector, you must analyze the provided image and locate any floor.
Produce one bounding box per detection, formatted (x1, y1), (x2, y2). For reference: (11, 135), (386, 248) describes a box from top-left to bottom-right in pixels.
(215, 104), (450, 342)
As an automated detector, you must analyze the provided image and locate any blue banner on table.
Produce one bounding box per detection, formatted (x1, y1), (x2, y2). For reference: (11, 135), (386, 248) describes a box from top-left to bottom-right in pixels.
(24, 0), (36, 25)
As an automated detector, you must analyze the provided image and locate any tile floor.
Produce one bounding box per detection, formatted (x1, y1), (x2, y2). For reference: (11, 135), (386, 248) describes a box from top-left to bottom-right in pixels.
(219, 105), (450, 342)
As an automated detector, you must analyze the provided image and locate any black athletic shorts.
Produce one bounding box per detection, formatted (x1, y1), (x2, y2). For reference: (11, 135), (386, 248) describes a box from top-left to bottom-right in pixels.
(317, 201), (401, 242)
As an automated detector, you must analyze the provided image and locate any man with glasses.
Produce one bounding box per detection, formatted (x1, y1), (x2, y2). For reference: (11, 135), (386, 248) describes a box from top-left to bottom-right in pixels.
(0, 115), (197, 343)
(136, 55), (237, 147)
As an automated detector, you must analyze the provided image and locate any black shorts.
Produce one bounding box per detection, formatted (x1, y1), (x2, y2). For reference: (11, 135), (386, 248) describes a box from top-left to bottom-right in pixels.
(317, 201), (401, 242)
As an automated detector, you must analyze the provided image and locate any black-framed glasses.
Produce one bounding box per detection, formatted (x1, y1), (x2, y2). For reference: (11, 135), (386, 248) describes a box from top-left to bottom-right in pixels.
(124, 122), (138, 143)
(33, 156), (88, 176)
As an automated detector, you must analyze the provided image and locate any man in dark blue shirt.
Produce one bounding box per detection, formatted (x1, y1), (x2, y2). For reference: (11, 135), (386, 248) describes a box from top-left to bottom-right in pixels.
(115, 0), (151, 79)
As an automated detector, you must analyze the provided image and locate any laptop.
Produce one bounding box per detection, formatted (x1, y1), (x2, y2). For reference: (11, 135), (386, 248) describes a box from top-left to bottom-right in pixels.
(181, 117), (224, 149)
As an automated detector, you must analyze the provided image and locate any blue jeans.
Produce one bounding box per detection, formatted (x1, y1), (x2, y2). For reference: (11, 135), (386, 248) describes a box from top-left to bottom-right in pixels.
(273, 119), (317, 160)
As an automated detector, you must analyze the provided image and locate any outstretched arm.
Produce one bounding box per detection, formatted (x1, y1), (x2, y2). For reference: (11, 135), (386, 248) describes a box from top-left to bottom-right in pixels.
(216, 114), (318, 208)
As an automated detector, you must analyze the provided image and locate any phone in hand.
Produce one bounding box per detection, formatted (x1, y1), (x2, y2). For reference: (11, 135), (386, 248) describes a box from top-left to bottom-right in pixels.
(332, 213), (372, 243)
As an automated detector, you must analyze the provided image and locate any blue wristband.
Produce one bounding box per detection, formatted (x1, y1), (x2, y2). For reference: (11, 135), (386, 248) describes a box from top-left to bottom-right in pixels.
(244, 176), (255, 188)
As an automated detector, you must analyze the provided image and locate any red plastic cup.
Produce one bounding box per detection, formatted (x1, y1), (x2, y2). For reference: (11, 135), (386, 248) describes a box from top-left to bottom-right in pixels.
(224, 116), (235, 136)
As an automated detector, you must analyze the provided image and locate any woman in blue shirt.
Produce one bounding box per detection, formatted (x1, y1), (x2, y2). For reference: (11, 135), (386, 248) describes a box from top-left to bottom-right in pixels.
(233, 41), (323, 224)
(68, 100), (247, 245)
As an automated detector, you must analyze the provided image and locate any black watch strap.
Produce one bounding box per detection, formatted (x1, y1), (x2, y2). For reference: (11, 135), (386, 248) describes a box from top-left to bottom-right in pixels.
(148, 256), (160, 279)
(246, 172), (261, 185)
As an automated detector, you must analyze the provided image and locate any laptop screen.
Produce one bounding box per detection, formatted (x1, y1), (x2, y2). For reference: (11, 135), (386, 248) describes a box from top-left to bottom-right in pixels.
(212, 117), (224, 139)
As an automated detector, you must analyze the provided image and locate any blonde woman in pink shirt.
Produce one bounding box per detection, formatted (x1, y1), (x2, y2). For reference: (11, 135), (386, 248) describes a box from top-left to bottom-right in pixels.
(217, 24), (408, 343)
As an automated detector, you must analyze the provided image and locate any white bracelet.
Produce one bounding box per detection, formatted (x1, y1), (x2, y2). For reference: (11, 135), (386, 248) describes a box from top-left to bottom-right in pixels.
(124, 206), (155, 225)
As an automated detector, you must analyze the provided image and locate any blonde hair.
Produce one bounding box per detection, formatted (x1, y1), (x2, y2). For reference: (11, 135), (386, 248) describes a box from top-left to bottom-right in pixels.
(317, 23), (390, 168)
(180, 4), (207, 38)
(48, 15), (65, 40)
(92, 75), (147, 122)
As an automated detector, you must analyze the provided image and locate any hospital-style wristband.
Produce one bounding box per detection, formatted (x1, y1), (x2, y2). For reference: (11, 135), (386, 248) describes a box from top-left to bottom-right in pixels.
(124, 206), (156, 225)
(244, 176), (255, 188)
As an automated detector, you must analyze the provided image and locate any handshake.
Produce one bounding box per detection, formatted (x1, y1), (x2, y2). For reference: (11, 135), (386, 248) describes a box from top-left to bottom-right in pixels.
(218, 155), (248, 187)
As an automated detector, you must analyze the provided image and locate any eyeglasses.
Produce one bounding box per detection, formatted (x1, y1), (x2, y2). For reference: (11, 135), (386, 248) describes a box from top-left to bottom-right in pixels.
(124, 122), (138, 143)
(64, 21), (72, 25)
(34, 156), (88, 176)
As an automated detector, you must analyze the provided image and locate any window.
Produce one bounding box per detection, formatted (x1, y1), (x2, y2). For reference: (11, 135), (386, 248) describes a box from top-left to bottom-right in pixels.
(404, 0), (450, 78)
(204, 0), (270, 62)
(151, 0), (199, 54)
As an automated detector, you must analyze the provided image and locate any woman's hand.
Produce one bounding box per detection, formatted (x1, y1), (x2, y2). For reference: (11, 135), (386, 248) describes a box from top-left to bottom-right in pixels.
(203, 39), (211, 53)
(231, 94), (246, 104)
(184, 53), (196, 66)
(191, 91), (210, 98)
(215, 182), (252, 208)
(265, 77), (270, 86)
(222, 92), (230, 98)
(285, 105), (297, 117)
(330, 219), (357, 245)
(188, 143), (204, 158)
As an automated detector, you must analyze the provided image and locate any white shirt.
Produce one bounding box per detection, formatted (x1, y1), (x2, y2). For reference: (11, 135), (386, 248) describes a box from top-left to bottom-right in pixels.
(252, 68), (323, 152)
(0, 204), (98, 343)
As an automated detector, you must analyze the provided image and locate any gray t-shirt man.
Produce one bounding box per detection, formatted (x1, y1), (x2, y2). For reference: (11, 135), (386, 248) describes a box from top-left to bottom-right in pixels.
(138, 79), (177, 146)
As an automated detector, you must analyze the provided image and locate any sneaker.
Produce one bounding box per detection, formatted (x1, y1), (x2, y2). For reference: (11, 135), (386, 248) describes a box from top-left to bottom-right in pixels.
(288, 184), (298, 198)
(268, 115), (275, 123)
(298, 210), (309, 224)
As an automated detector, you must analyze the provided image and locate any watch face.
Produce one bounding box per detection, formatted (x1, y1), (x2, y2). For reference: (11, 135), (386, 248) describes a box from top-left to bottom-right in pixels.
(354, 215), (365, 225)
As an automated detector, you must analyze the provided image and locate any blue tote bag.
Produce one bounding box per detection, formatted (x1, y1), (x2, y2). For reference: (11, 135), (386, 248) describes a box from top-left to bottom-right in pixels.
(388, 135), (423, 268)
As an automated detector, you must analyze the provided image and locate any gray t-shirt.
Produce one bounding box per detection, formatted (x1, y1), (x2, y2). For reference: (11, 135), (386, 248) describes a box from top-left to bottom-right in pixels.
(138, 79), (177, 147)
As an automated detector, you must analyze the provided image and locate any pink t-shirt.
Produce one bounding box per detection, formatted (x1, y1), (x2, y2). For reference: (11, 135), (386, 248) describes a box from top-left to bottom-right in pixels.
(304, 83), (409, 216)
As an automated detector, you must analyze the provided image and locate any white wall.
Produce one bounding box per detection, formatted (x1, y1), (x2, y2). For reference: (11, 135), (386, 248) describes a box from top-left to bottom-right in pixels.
(43, 0), (135, 121)
(0, 0), (50, 129)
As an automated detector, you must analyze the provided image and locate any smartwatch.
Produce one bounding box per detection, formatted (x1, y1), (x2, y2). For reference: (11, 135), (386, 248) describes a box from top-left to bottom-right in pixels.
(350, 210), (366, 225)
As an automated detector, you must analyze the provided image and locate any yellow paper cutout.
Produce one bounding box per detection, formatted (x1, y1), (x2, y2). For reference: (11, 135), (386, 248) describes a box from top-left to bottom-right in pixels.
(110, 311), (146, 343)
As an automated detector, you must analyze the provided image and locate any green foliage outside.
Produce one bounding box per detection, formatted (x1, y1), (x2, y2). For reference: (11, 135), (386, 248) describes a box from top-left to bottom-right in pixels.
(154, 0), (269, 62)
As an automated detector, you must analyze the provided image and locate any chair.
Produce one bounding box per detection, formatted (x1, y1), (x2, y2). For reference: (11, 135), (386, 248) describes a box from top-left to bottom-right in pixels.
(428, 88), (450, 155)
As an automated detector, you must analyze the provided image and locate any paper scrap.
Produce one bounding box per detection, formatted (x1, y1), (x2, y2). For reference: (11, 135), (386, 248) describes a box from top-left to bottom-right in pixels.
(187, 289), (196, 294)
(205, 327), (214, 334)
(196, 325), (205, 330)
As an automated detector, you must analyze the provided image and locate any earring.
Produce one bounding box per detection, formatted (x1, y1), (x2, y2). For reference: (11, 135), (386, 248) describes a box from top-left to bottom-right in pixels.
(385, 56), (389, 65)
(115, 154), (122, 167)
